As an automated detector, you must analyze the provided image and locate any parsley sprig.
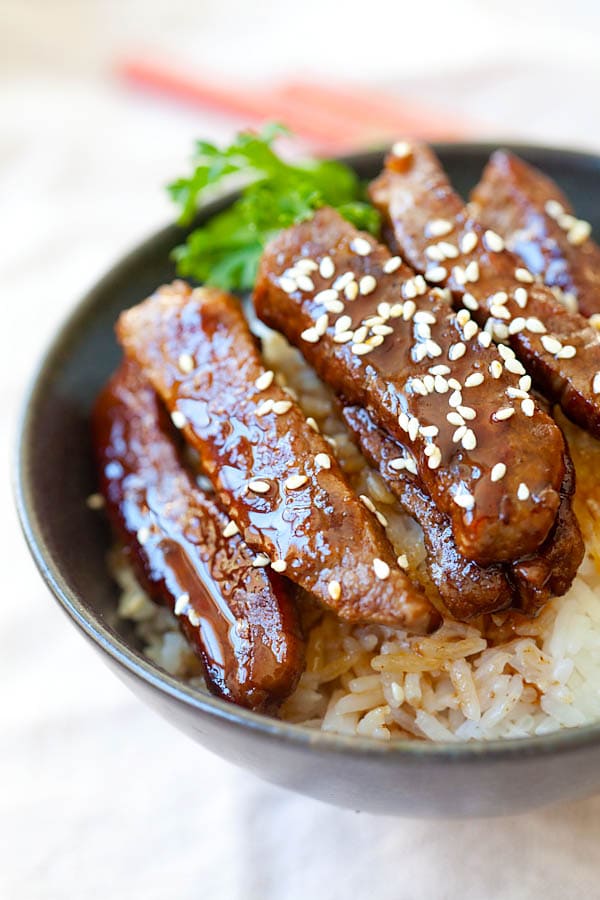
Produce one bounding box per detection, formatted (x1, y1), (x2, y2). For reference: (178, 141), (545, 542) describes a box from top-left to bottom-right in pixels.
(168, 124), (380, 292)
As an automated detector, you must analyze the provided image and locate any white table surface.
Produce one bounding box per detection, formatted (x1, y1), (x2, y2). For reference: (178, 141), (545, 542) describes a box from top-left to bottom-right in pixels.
(3, 1), (600, 897)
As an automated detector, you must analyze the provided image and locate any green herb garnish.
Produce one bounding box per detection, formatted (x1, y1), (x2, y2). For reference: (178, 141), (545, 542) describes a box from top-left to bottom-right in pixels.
(168, 124), (380, 292)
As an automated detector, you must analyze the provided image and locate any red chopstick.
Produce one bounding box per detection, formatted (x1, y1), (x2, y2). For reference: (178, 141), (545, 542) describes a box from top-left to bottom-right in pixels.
(117, 58), (472, 153)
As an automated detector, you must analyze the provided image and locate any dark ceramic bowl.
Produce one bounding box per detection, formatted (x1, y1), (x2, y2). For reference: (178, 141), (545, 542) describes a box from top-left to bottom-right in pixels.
(15, 143), (600, 818)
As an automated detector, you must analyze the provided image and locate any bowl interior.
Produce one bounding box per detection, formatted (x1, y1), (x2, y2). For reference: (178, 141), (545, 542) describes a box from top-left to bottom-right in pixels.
(15, 142), (600, 756)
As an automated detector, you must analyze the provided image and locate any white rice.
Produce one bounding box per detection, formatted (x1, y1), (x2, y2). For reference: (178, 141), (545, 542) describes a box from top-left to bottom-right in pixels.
(113, 329), (600, 743)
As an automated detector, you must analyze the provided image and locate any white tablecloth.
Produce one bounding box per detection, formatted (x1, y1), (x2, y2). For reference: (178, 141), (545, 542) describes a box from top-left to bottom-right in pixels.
(3, 2), (600, 896)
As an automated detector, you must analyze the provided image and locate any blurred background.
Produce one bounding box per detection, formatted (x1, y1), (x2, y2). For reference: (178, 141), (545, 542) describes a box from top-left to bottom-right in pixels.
(3, 1), (600, 898)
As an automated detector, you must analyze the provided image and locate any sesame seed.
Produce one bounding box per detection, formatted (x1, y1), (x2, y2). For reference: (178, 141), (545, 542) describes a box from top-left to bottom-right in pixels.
(462, 292), (479, 312)
(447, 411), (465, 426)
(465, 261), (480, 283)
(360, 494), (376, 513)
(430, 364), (451, 375)
(352, 342), (373, 356)
(345, 281), (359, 301)
(410, 377), (428, 396)
(413, 343), (428, 363)
(434, 374), (449, 393)
(255, 397), (274, 418)
(462, 429), (477, 451)
(493, 407), (515, 421)
(426, 244), (445, 262)
(279, 276), (297, 293)
(421, 424), (440, 437)
(526, 317), (546, 334)
(541, 335), (562, 355)
(333, 331), (353, 343)
(415, 321), (431, 340)
(426, 219), (453, 238)
(490, 463), (506, 482)
(463, 320), (479, 341)
(426, 265), (448, 283)
(333, 272), (355, 291)
(515, 267), (534, 284)
(315, 289), (342, 312)
(448, 378), (462, 390)
(414, 310), (437, 324)
(507, 387), (529, 400)
(223, 520), (239, 538)
(314, 313), (329, 336)
(558, 214), (577, 231)
(397, 554), (409, 569)
(306, 417), (319, 432)
(508, 316), (526, 335)
(381, 258), (402, 281)
(517, 483), (530, 501)
(519, 375), (532, 392)
(137, 526), (150, 545)
(464, 373), (484, 388)
(448, 390), (463, 409)
(188, 609), (202, 627)
(478, 331), (492, 348)
(403, 278), (417, 300)
(490, 304), (511, 320)
(377, 302), (391, 318)
(423, 374), (435, 391)
(483, 229), (505, 252)
(389, 303), (404, 318)
(460, 232), (479, 254)
(505, 357), (526, 375)
(372, 324), (394, 336)
(456, 309), (471, 327)
(314, 452), (331, 469)
(458, 405), (476, 420)
(567, 220), (591, 245)
(328, 580), (341, 601)
(171, 410), (187, 429)
(359, 275), (377, 295)
(545, 199), (564, 218)
(300, 327), (320, 343)
(556, 345), (577, 359)
(454, 490), (475, 510)
(253, 554), (271, 568)
(514, 287), (529, 308)
(178, 352), (195, 374)
(452, 265), (467, 286)
(319, 256), (335, 278)
(271, 559), (287, 573)
(593, 372), (600, 394)
(438, 241), (459, 259)
(425, 339), (443, 357)
(448, 342), (466, 361)
(453, 424), (467, 443)
(373, 558), (390, 580)
(389, 457), (407, 471)
(398, 412), (410, 432)
(335, 314), (352, 332)
(296, 274), (315, 292)
(404, 300), (417, 322)
(272, 400), (293, 415)
(285, 474), (308, 491)
(498, 344), (515, 361)
(296, 258), (318, 273)
(255, 370), (274, 391)
(249, 480), (270, 494)
(174, 593), (190, 616)
(392, 140), (412, 158)
(376, 511), (388, 527)
(408, 417), (420, 441)
(350, 237), (372, 256)
(428, 446), (442, 469)
(86, 493), (105, 510)
(521, 398), (535, 417)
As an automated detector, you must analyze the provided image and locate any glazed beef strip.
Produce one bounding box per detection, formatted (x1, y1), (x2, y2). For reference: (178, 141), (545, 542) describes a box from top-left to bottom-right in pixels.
(341, 404), (513, 620)
(369, 141), (600, 438)
(254, 207), (565, 567)
(92, 359), (304, 710)
(341, 404), (583, 619)
(471, 150), (600, 318)
(117, 282), (439, 633)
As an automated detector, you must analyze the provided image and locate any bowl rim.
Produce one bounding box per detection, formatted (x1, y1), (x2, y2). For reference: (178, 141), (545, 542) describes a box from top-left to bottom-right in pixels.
(14, 139), (600, 763)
